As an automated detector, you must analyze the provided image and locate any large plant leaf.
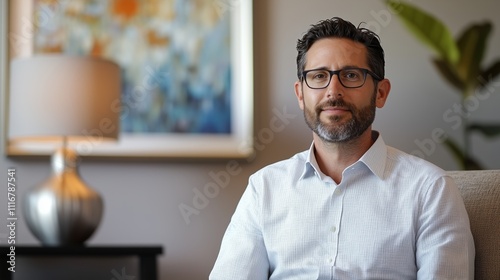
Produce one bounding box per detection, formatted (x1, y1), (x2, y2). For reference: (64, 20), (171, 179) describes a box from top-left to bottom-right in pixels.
(386, 0), (460, 64)
(468, 123), (500, 138)
(432, 58), (465, 91)
(478, 60), (500, 90)
(456, 23), (492, 89)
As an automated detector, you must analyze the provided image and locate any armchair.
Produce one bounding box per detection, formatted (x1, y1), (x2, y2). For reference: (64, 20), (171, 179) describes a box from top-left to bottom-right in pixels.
(447, 169), (500, 280)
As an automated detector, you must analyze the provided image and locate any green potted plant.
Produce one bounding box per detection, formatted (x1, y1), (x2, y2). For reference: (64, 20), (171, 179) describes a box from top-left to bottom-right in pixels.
(386, 0), (500, 169)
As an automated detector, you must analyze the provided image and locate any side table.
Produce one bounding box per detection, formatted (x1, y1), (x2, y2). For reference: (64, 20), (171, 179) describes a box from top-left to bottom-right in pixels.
(0, 245), (163, 280)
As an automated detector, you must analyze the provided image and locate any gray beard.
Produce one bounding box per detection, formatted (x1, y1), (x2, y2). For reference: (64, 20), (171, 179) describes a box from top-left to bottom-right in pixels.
(304, 93), (376, 143)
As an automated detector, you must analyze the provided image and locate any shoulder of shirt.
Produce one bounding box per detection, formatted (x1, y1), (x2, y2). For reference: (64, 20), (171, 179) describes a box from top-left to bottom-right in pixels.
(249, 150), (308, 178)
(384, 145), (448, 181)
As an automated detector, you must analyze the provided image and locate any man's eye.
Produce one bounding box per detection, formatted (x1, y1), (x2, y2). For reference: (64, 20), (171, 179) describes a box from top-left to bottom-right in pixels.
(312, 72), (328, 80)
(342, 71), (361, 80)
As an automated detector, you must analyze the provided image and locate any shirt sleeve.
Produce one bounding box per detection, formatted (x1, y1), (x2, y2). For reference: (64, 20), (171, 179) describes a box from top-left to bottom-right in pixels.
(416, 175), (475, 280)
(209, 176), (270, 280)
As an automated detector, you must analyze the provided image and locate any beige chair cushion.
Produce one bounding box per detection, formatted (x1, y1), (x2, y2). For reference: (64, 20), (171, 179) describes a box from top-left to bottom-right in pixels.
(447, 170), (500, 280)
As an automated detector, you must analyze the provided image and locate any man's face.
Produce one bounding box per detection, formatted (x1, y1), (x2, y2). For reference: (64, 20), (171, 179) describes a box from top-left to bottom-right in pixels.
(294, 38), (389, 143)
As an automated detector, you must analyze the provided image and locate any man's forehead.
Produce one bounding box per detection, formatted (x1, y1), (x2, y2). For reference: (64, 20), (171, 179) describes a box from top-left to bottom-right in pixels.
(306, 38), (368, 67)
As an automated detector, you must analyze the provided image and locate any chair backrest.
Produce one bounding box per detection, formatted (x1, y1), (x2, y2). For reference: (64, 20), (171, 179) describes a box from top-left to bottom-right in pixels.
(447, 170), (500, 280)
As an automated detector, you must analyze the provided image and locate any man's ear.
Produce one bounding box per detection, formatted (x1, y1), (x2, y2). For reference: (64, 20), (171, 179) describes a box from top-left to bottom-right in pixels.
(375, 79), (391, 108)
(294, 80), (305, 110)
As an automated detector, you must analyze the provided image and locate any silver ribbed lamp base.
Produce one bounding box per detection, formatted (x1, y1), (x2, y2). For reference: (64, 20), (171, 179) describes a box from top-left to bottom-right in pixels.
(23, 148), (103, 246)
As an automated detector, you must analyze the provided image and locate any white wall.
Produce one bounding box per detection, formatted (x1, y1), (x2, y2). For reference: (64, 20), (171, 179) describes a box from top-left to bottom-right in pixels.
(1, 0), (499, 279)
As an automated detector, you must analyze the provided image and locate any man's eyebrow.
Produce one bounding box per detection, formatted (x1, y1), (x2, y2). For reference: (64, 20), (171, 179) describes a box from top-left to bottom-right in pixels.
(305, 66), (330, 71)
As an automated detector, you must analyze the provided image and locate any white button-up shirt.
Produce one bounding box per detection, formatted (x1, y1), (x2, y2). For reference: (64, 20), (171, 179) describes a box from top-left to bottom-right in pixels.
(210, 132), (474, 280)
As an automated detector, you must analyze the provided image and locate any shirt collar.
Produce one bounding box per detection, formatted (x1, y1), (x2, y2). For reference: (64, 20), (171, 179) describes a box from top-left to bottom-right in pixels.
(300, 131), (387, 181)
(299, 142), (320, 180)
(359, 131), (387, 180)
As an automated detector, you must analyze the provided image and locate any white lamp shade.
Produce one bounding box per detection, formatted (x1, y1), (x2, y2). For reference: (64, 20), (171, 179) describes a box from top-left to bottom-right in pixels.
(8, 55), (121, 147)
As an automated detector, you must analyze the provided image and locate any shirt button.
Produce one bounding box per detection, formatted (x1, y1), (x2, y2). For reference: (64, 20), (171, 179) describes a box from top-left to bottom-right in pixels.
(327, 258), (334, 264)
(334, 188), (342, 195)
(331, 226), (337, 232)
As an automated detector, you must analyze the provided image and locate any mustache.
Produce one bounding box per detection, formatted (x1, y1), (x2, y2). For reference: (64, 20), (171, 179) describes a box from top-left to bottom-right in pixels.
(316, 98), (356, 112)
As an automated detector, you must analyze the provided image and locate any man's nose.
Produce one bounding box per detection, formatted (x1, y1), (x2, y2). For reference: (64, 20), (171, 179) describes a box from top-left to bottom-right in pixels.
(326, 74), (344, 99)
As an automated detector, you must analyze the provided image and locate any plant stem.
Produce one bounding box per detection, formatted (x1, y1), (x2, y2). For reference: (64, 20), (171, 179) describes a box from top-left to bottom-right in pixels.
(462, 89), (471, 169)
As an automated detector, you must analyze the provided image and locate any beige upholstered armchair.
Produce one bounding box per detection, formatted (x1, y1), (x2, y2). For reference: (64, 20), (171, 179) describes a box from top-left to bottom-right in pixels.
(447, 170), (500, 280)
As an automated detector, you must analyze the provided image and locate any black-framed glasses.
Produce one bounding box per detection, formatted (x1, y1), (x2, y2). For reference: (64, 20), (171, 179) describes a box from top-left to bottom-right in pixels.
(302, 67), (382, 89)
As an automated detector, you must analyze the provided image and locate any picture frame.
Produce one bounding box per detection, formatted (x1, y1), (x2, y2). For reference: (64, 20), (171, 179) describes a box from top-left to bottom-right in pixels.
(2, 0), (254, 159)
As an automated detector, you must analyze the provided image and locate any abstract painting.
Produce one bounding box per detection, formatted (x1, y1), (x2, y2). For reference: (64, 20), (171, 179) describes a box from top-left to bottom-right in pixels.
(13, 0), (254, 158)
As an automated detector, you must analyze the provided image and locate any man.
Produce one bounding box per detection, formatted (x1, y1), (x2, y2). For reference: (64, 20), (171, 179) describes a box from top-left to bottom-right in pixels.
(210, 17), (474, 280)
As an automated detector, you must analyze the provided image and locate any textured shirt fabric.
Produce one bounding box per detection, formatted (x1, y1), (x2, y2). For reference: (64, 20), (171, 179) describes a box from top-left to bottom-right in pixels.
(210, 132), (475, 280)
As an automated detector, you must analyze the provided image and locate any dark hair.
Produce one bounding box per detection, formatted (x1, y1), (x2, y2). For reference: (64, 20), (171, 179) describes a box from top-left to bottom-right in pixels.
(296, 17), (385, 80)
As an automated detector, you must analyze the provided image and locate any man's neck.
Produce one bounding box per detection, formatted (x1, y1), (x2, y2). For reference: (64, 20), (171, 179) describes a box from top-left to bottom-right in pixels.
(313, 129), (375, 184)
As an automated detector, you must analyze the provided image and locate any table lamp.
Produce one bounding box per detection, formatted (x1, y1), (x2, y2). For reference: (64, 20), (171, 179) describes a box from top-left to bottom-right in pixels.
(8, 55), (121, 246)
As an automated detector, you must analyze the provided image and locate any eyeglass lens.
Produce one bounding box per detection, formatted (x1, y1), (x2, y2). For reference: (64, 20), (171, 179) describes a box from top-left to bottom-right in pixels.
(305, 68), (366, 89)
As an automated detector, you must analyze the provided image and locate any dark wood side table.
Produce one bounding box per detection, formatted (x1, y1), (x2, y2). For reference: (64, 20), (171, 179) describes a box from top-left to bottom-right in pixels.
(0, 245), (163, 280)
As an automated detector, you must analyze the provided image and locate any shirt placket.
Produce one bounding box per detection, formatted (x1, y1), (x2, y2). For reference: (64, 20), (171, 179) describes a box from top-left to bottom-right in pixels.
(318, 181), (345, 280)
(330, 182), (344, 264)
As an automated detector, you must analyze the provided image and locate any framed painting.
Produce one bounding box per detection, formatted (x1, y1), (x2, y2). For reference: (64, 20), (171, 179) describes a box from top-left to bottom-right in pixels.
(2, 0), (254, 159)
